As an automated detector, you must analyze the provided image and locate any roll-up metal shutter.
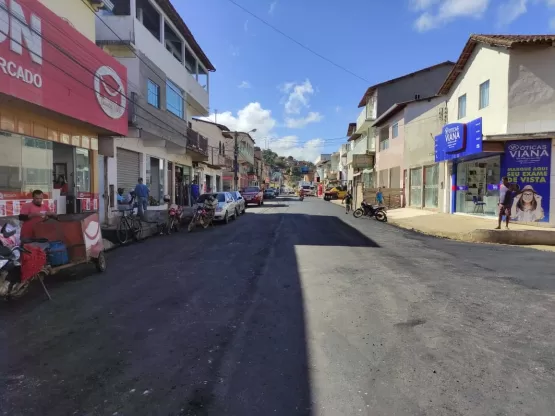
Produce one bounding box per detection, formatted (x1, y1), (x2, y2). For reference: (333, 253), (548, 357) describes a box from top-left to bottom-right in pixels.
(117, 148), (140, 194)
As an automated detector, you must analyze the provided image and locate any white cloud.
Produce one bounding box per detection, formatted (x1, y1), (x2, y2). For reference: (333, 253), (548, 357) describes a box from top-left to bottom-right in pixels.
(202, 102), (276, 141)
(497, 0), (527, 25)
(411, 0), (490, 31)
(238, 81), (251, 89)
(269, 136), (325, 162)
(285, 112), (323, 128)
(201, 102), (324, 161)
(281, 79), (315, 114)
(410, 0), (441, 10)
(335, 106), (341, 113)
(269, 1), (277, 14)
(244, 20), (249, 32)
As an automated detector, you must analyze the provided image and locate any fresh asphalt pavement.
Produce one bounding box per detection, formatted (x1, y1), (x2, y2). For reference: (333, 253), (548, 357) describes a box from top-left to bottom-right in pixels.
(1, 196), (555, 416)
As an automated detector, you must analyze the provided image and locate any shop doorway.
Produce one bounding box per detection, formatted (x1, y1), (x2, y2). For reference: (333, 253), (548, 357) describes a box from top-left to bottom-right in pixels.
(175, 165), (190, 206)
(52, 142), (91, 214)
(205, 174), (212, 193)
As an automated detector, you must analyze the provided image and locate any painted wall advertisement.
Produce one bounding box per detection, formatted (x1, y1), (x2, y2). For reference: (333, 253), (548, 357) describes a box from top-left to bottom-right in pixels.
(503, 139), (551, 223)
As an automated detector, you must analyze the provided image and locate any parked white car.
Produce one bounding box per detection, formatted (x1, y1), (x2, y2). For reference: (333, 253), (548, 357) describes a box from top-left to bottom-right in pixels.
(195, 192), (238, 224)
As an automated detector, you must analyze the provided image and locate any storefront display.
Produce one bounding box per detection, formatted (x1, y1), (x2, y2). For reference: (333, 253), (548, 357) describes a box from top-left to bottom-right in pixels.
(503, 139), (551, 223)
(436, 117), (553, 223)
(0, 131), (97, 216)
(455, 156), (500, 215)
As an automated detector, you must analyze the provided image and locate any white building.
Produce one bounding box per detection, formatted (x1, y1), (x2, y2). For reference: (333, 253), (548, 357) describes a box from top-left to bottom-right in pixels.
(436, 34), (555, 226)
(94, 0), (215, 224)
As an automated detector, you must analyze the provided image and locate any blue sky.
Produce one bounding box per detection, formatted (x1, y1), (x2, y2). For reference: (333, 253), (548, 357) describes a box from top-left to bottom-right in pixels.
(177, 0), (555, 162)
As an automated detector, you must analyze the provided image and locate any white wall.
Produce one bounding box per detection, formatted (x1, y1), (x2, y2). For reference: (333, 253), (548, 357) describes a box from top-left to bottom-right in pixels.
(507, 47), (555, 134)
(446, 45), (510, 135)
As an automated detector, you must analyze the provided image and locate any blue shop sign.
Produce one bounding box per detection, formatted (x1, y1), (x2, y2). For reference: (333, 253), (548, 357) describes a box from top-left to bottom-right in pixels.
(435, 117), (483, 163)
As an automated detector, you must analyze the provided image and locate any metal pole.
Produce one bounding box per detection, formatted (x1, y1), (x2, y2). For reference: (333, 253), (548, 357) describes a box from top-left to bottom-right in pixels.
(234, 131), (239, 191)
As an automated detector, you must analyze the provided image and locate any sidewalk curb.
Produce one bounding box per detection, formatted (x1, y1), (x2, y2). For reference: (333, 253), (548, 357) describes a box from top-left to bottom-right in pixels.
(387, 219), (555, 247)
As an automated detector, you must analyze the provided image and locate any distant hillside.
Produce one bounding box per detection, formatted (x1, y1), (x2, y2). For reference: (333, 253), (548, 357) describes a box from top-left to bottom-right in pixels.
(262, 149), (315, 184)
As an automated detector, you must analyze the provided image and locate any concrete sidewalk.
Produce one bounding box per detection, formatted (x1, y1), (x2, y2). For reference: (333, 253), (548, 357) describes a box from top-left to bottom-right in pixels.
(329, 199), (555, 250)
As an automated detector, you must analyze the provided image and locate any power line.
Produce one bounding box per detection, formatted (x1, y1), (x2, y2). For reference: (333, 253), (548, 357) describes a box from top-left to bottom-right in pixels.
(225, 0), (370, 84)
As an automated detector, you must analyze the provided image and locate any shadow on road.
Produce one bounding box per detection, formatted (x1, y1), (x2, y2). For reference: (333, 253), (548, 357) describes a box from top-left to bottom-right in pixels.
(0, 212), (378, 416)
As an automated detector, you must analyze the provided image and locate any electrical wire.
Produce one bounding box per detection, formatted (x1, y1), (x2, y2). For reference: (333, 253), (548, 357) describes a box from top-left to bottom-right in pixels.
(224, 0), (370, 84)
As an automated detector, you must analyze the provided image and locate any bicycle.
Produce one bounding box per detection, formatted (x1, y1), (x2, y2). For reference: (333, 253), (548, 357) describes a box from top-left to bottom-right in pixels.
(115, 208), (143, 244)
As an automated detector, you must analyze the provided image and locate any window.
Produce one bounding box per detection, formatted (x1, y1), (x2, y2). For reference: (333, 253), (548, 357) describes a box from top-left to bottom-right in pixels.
(392, 123), (399, 138)
(147, 80), (160, 108)
(457, 94), (466, 119)
(379, 127), (389, 151)
(479, 80), (490, 109)
(166, 80), (184, 118)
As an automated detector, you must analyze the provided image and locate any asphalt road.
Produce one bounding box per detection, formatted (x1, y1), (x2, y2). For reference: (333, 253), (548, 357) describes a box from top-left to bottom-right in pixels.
(1, 196), (555, 416)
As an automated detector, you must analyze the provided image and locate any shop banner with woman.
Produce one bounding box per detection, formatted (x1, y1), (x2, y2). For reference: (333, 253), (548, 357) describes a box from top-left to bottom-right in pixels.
(503, 139), (552, 223)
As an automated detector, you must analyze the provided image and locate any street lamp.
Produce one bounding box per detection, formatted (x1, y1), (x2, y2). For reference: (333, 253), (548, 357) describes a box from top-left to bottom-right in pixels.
(221, 129), (257, 191)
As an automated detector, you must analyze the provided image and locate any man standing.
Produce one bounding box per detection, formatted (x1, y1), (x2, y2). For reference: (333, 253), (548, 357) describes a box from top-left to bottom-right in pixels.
(342, 191), (353, 214)
(376, 187), (384, 206)
(134, 177), (149, 218)
(19, 190), (56, 238)
(495, 177), (511, 230)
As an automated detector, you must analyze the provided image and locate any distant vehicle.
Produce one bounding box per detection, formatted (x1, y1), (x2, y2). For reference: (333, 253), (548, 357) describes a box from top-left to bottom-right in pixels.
(324, 186), (348, 201)
(264, 189), (275, 199)
(242, 186), (264, 206)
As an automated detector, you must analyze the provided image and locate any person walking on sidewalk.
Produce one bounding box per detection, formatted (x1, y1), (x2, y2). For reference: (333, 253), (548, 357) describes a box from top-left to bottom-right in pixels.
(376, 187), (384, 206)
(134, 177), (149, 218)
(495, 177), (512, 230)
(342, 191), (353, 214)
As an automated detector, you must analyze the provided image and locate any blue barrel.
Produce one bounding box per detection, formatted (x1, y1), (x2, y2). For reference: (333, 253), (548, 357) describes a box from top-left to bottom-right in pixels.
(47, 241), (69, 266)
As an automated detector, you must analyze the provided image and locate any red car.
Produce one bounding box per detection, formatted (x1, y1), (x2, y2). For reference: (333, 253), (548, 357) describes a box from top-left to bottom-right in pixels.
(242, 186), (264, 206)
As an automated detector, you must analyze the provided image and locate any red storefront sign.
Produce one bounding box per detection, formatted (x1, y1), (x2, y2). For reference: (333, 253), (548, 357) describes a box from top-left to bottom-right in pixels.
(0, 0), (128, 135)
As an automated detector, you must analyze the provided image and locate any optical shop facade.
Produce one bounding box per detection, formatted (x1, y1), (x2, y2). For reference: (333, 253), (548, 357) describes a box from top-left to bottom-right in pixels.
(0, 0), (128, 218)
(435, 118), (554, 225)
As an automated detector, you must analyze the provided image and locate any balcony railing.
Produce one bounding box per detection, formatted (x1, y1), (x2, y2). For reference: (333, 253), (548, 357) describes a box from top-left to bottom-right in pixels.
(186, 128), (208, 155)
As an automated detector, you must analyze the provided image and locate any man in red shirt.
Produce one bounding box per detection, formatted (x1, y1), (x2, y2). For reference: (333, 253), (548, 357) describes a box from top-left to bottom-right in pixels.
(19, 190), (56, 238)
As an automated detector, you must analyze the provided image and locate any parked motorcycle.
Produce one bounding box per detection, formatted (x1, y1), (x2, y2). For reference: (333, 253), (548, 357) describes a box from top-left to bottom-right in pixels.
(162, 196), (185, 235)
(166, 204), (184, 234)
(353, 200), (388, 222)
(187, 206), (214, 232)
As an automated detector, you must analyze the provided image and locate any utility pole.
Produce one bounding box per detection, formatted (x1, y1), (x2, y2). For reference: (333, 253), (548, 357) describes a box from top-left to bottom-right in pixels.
(233, 131), (239, 191)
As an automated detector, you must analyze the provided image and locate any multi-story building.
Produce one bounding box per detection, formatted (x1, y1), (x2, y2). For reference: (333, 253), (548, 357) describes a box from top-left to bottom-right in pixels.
(372, 96), (447, 210)
(314, 154), (331, 183)
(190, 119), (234, 193)
(95, 0), (215, 223)
(435, 34), (555, 226)
(348, 61), (455, 192)
(219, 132), (255, 190)
(0, 0), (127, 220)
